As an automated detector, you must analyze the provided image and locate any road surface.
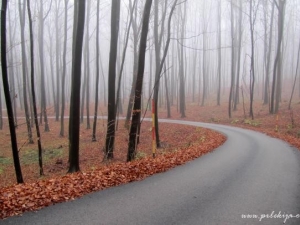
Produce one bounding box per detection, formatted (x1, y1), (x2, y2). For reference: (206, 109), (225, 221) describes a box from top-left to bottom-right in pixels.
(1, 120), (300, 225)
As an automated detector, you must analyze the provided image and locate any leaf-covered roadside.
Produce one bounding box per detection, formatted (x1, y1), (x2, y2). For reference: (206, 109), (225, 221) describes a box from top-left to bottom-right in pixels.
(0, 128), (226, 219)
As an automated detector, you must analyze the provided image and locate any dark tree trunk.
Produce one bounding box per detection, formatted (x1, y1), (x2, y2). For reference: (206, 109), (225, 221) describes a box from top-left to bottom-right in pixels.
(105, 0), (121, 160)
(127, 0), (153, 162)
(92, 0), (100, 142)
(68, 0), (86, 173)
(1, 0), (24, 183)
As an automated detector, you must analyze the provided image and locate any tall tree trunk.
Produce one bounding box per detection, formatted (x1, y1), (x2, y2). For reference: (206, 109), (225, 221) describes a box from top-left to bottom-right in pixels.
(270, 0), (286, 114)
(217, 0), (222, 106)
(264, 1), (275, 105)
(92, 0), (100, 142)
(55, 0), (61, 122)
(18, 0), (33, 143)
(105, 0), (121, 160)
(228, 0), (235, 118)
(233, 0), (243, 111)
(1, 0), (24, 183)
(68, 0), (86, 173)
(127, 0), (153, 162)
(27, 0), (44, 176)
(60, 0), (69, 137)
(124, 0), (139, 129)
(38, 2), (50, 132)
(249, 0), (256, 120)
(85, 0), (91, 129)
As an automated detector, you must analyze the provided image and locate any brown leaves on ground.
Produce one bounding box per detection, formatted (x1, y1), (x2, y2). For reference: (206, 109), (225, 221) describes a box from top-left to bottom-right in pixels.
(0, 126), (225, 219)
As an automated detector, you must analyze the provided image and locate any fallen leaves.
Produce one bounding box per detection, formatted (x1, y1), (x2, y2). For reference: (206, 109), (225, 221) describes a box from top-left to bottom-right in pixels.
(0, 128), (226, 219)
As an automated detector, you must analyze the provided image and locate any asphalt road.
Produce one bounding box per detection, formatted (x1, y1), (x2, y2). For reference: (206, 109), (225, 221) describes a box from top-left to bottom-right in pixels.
(1, 120), (300, 225)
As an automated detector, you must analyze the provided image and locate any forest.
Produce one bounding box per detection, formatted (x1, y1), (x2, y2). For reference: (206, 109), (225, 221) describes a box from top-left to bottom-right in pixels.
(1, 0), (300, 219)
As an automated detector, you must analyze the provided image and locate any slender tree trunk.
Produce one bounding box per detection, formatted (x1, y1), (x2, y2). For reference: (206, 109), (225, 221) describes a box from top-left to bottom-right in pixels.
(228, 0), (235, 118)
(55, 0), (61, 122)
(127, 0), (153, 162)
(1, 0), (24, 183)
(27, 0), (44, 176)
(233, 0), (243, 111)
(60, 0), (69, 137)
(217, 0), (221, 106)
(249, 0), (255, 120)
(85, 0), (91, 129)
(18, 0), (33, 143)
(38, 2), (50, 132)
(92, 0), (100, 142)
(105, 0), (121, 160)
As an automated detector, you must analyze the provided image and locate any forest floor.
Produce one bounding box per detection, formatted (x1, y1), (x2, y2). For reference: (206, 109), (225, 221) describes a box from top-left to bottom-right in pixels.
(1, 98), (300, 219)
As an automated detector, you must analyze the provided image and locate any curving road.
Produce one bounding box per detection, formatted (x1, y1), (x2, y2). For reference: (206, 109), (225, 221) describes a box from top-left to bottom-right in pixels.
(1, 120), (300, 225)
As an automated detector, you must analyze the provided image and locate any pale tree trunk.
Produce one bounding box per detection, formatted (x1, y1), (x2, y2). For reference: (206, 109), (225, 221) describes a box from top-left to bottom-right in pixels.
(60, 0), (69, 137)
(217, 0), (221, 106)
(288, 38), (300, 110)
(270, 0), (286, 114)
(263, 1), (275, 105)
(27, 0), (44, 176)
(228, 0), (235, 118)
(233, 0), (243, 111)
(38, 1), (50, 132)
(55, 0), (61, 122)
(18, 0), (33, 143)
